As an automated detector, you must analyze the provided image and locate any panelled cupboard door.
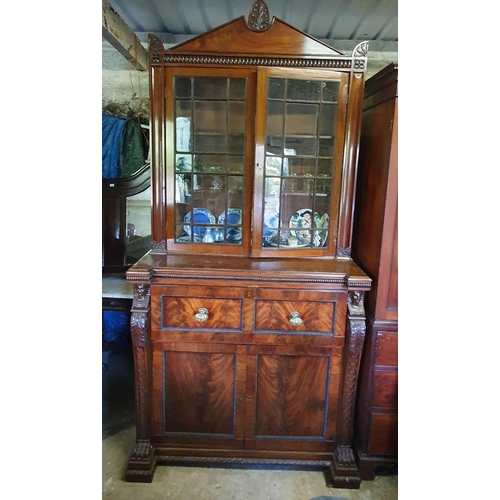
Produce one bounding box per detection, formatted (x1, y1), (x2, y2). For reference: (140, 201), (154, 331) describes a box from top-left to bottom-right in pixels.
(152, 342), (342, 452)
(152, 342), (246, 449)
(245, 345), (342, 452)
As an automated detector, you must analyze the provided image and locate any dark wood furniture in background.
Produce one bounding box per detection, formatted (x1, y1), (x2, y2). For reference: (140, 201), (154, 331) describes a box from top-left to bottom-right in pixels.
(351, 63), (398, 479)
(125, 1), (371, 488)
(102, 164), (151, 276)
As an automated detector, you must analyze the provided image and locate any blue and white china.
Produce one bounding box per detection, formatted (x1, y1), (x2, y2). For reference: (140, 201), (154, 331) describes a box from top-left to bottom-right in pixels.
(183, 208), (216, 238)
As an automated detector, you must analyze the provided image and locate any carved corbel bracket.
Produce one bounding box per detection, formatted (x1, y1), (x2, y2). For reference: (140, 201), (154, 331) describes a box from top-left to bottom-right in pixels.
(330, 290), (367, 489)
(126, 283), (157, 482)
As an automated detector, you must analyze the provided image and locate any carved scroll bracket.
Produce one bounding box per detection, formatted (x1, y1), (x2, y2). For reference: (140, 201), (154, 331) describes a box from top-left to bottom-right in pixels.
(329, 290), (367, 489)
(245, 0), (274, 32)
(352, 41), (369, 72)
(130, 284), (151, 438)
(339, 290), (367, 443)
(127, 283), (156, 482)
(148, 33), (164, 64)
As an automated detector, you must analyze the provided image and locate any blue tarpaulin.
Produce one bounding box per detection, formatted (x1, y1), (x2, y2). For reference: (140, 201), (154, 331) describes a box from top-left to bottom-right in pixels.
(102, 114), (126, 178)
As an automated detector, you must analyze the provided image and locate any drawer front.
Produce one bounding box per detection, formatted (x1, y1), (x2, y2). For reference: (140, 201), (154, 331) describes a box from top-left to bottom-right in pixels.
(152, 286), (244, 332)
(375, 330), (398, 367)
(372, 371), (398, 409)
(254, 290), (338, 335)
(163, 296), (243, 330)
(368, 412), (398, 456)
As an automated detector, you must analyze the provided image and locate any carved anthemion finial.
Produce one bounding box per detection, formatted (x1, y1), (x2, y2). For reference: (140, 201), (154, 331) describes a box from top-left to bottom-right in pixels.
(246, 0), (273, 31)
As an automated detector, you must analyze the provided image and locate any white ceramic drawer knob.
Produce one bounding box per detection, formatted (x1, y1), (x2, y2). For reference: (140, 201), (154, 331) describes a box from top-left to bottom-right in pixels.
(194, 307), (209, 323)
(289, 311), (303, 327)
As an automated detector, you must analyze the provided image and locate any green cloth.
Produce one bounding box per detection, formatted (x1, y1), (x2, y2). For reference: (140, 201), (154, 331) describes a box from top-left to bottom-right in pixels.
(119, 119), (146, 177)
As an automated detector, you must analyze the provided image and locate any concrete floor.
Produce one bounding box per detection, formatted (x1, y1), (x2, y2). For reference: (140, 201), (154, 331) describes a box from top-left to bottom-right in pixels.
(102, 343), (398, 500)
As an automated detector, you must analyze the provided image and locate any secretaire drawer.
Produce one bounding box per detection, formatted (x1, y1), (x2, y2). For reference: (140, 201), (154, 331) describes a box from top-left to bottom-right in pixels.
(254, 289), (337, 334)
(152, 286), (244, 331)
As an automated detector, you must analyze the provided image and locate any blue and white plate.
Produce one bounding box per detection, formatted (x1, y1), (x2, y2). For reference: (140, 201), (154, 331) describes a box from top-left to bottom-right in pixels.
(218, 208), (243, 241)
(263, 213), (279, 237)
(217, 208), (242, 226)
(183, 208), (216, 238)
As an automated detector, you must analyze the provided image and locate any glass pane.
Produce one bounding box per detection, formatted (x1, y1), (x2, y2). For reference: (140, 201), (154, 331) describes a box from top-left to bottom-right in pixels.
(287, 79), (321, 101)
(228, 101), (246, 154)
(286, 103), (318, 135)
(175, 77), (192, 98)
(126, 187), (151, 263)
(229, 79), (246, 100)
(317, 158), (333, 177)
(175, 173), (192, 204)
(195, 154), (226, 173)
(318, 138), (334, 157)
(175, 101), (192, 152)
(193, 77), (228, 99)
(287, 157), (316, 177)
(322, 81), (339, 102)
(194, 101), (227, 153)
(263, 178), (280, 244)
(265, 155), (282, 176)
(269, 78), (285, 99)
(175, 154), (193, 172)
(266, 100), (284, 155)
(227, 175), (244, 208)
(285, 137), (316, 156)
(319, 104), (336, 136)
(228, 156), (245, 174)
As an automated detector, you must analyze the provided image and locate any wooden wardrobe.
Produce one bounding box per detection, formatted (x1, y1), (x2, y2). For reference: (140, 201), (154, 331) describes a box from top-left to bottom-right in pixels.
(351, 63), (398, 479)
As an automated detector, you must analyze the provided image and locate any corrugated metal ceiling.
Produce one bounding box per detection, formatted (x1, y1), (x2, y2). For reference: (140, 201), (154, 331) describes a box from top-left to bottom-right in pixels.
(106, 0), (397, 45)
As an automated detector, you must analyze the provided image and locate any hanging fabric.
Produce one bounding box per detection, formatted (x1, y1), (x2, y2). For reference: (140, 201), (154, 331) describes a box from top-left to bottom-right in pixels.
(102, 114), (126, 178)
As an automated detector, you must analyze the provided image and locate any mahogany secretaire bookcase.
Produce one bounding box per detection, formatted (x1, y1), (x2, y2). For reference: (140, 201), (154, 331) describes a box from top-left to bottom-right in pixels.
(125, 0), (371, 488)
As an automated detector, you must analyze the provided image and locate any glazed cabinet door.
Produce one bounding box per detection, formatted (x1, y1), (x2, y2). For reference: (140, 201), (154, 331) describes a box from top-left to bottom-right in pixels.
(252, 68), (349, 258)
(244, 345), (342, 453)
(151, 342), (247, 449)
(165, 67), (257, 256)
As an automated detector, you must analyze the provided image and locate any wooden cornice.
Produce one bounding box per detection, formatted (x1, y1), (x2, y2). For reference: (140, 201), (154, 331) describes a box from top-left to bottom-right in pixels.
(102, 0), (148, 71)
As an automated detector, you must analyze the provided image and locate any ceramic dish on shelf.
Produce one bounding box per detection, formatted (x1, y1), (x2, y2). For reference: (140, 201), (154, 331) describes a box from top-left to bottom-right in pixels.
(265, 234), (309, 248)
(218, 208), (243, 241)
(226, 227), (242, 242)
(263, 213), (279, 238)
(183, 208), (216, 238)
(175, 234), (203, 243)
(289, 209), (329, 247)
(217, 208), (243, 226)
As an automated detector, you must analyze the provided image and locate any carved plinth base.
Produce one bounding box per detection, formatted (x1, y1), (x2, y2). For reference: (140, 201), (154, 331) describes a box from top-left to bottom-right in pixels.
(328, 445), (361, 489)
(125, 440), (157, 483)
